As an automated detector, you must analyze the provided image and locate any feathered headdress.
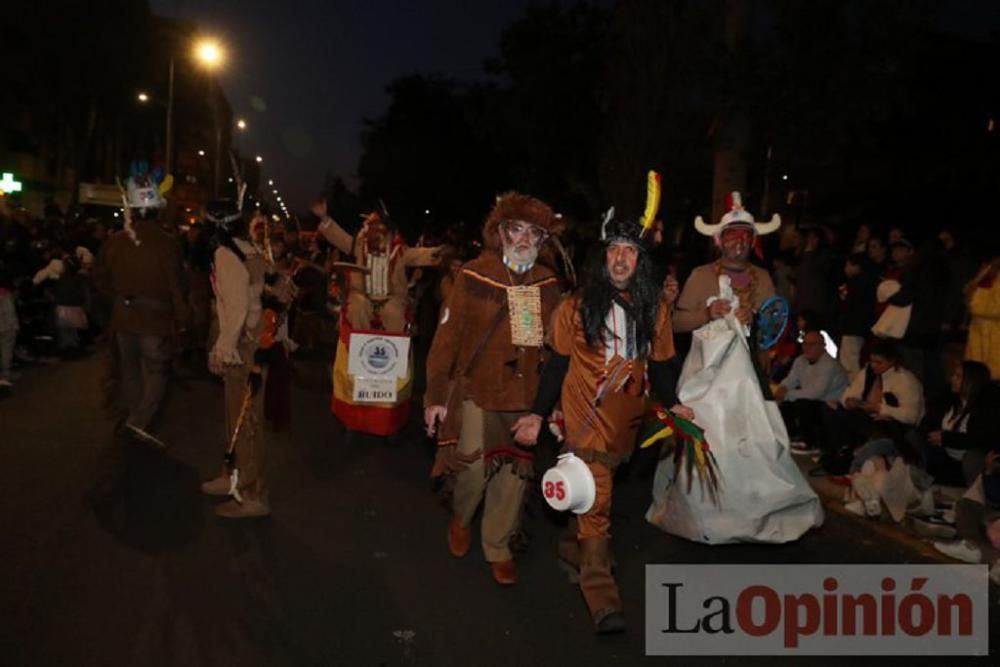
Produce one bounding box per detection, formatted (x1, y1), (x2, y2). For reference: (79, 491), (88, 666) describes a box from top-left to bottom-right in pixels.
(117, 161), (173, 245)
(599, 170), (663, 245)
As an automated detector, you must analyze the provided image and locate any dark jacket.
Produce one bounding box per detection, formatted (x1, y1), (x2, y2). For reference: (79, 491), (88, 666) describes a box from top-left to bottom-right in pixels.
(922, 382), (1000, 453)
(838, 267), (878, 337)
(889, 249), (951, 347)
(94, 220), (188, 336)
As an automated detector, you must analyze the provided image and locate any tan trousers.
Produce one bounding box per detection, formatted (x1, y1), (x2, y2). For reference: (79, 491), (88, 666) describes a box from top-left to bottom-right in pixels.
(347, 290), (407, 333)
(452, 400), (528, 562)
(223, 338), (267, 502)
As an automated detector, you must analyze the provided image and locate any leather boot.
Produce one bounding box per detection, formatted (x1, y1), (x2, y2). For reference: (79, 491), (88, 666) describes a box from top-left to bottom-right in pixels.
(447, 515), (471, 557)
(200, 474), (230, 496)
(214, 495), (271, 519)
(489, 559), (518, 585)
(579, 537), (625, 634)
(557, 517), (581, 583)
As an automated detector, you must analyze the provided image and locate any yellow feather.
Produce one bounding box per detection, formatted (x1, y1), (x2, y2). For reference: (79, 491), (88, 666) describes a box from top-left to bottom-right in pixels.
(639, 425), (673, 449)
(639, 170), (662, 231)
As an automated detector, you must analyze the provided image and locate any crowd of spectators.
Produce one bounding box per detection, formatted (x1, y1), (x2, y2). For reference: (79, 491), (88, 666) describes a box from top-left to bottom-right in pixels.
(766, 219), (1000, 565)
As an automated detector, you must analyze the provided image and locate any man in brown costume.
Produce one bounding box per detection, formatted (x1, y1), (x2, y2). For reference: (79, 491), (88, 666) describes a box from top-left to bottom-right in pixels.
(94, 170), (187, 447)
(424, 192), (563, 586)
(513, 209), (691, 633)
(311, 200), (443, 333)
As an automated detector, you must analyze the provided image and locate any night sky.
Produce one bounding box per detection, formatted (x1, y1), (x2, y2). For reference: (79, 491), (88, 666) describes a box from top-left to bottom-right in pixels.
(150, 0), (537, 211)
(150, 0), (1000, 215)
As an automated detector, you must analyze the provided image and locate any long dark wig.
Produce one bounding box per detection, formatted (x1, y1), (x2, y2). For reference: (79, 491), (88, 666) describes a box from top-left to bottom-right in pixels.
(579, 220), (660, 356)
(203, 199), (248, 268)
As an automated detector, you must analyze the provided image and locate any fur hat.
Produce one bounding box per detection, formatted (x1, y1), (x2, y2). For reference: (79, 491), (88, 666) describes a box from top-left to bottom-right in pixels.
(482, 192), (562, 250)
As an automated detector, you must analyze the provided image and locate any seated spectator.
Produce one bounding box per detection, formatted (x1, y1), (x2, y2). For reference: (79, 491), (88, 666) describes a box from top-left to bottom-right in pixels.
(837, 253), (876, 379)
(932, 450), (1000, 571)
(812, 339), (924, 476)
(777, 329), (848, 452)
(909, 361), (995, 487)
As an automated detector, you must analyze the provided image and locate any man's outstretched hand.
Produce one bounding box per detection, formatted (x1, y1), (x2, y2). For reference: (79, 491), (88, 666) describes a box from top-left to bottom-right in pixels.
(310, 199), (328, 220)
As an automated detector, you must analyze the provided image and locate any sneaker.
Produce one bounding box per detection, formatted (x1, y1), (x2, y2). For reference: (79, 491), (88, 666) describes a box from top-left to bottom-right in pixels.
(910, 516), (958, 540)
(790, 441), (820, 456)
(933, 540), (982, 564)
(124, 423), (167, 450)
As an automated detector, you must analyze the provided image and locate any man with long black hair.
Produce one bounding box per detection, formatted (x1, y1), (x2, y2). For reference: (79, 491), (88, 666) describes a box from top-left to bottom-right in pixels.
(199, 199), (272, 518)
(513, 208), (690, 633)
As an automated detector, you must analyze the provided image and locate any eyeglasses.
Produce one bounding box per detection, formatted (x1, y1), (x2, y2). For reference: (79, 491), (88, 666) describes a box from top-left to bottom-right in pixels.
(501, 220), (548, 243)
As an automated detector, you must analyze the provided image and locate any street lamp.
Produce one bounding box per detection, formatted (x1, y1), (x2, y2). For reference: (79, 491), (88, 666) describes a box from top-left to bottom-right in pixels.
(194, 37), (226, 196)
(194, 39), (224, 68)
(267, 180), (274, 186)
(236, 119), (247, 130)
(137, 92), (149, 103)
(255, 155), (263, 163)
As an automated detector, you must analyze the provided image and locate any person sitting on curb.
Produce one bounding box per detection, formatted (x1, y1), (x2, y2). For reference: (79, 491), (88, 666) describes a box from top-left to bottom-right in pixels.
(811, 339), (924, 477)
(776, 328), (848, 455)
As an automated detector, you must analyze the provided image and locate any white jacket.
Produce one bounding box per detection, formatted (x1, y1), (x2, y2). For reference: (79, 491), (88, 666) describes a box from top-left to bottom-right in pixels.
(840, 365), (924, 425)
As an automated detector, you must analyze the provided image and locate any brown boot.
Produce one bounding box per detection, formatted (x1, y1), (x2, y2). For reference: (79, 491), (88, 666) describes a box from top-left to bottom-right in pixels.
(200, 475), (230, 496)
(490, 559), (518, 586)
(557, 517), (581, 583)
(447, 515), (471, 557)
(214, 496), (271, 519)
(579, 537), (625, 634)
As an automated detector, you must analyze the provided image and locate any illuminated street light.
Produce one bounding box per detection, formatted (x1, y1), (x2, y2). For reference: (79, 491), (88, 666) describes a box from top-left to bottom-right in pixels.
(255, 155), (263, 163)
(137, 92), (149, 103)
(236, 119), (247, 130)
(782, 174), (789, 181)
(267, 180), (274, 186)
(198, 149), (206, 157)
(194, 39), (224, 69)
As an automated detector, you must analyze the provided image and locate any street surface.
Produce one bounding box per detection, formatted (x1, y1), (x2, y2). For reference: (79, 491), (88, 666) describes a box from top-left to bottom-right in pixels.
(2, 350), (997, 666)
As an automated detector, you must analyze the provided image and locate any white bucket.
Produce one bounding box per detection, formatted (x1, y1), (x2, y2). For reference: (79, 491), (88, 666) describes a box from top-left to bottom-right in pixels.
(541, 452), (596, 514)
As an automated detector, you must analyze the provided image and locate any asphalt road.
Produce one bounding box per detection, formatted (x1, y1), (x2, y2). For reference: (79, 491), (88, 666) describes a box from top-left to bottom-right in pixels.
(1, 349), (997, 666)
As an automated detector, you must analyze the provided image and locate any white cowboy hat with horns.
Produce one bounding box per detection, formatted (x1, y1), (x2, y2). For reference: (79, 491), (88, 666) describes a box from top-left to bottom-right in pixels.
(694, 191), (780, 238)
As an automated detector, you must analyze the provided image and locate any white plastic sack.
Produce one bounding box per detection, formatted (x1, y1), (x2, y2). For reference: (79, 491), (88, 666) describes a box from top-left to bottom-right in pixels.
(647, 310), (824, 544)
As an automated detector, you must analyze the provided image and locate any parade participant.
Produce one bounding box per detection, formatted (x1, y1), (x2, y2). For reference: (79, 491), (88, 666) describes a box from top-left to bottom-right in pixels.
(94, 164), (187, 447)
(311, 200), (444, 332)
(672, 192), (777, 334)
(647, 194), (823, 546)
(513, 177), (690, 633)
(198, 198), (276, 518)
(424, 192), (563, 586)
